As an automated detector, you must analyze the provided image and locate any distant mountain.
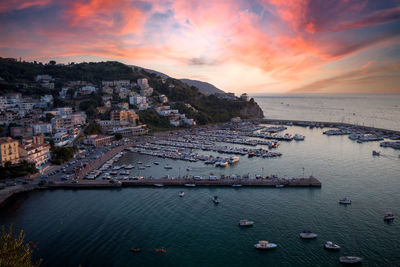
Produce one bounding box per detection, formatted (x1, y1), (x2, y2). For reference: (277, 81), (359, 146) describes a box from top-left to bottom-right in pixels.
(179, 79), (225, 95)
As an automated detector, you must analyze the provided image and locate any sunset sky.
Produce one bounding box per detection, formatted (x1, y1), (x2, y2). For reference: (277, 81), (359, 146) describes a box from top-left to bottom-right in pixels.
(1, 0), (400, 94)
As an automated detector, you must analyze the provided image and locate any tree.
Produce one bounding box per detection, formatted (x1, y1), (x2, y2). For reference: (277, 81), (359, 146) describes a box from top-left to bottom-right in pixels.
(0, 224), (42, 267)
(48, 60), (56, 65)
(115, 133), (123, 140)
(45, 113), (54, 122)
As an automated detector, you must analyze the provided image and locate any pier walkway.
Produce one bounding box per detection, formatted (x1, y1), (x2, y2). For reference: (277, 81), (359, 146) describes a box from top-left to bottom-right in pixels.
(48, 176), (321, 189)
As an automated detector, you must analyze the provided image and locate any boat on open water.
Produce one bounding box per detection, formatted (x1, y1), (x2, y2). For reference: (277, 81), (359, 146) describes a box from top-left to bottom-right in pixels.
(384, 212), (395, 221)
(324, 241), (341, 250)
(239, 219), (254, 227)
(339, 256), (362, 264)
(254, 241), (277, 250)
(339, 198), (352, 205)
(179, 191), (185, 197)
(300, 231), (317, 239)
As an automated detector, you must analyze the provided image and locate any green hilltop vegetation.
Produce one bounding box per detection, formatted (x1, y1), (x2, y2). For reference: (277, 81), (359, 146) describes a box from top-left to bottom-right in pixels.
(0, 57), (264, 128)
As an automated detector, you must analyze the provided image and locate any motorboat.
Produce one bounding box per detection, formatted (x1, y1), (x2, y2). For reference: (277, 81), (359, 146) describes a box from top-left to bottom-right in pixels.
(130, 248), (141, 252)
(186, 167), (192, 171)
(384, 212), (395, 221)
(138, 166), (146, 170)
(137, 161), (143, 164)
(153, 184), (164, 187)
(213, 196), (220, 204)
(339, 198), (352, 205)
(275, 184), (285, 188)
(239, 220), (254, 227)
(154, 248), (166, 253)
(184, 183), (196, 187)
(125, 164), (134, 169)
(153, 162), (160, 165)
(294, 134), (305, 141)
(145, 164), (151, 167)
(164, 165), (173, 169)
(324, 241), (341, 250)
(339, 256), (362, 264)
(232, 184), (242, 187)
(179, 191), (185, 197)
(300, 231), (317, 239)
(254, 241), (277, 250)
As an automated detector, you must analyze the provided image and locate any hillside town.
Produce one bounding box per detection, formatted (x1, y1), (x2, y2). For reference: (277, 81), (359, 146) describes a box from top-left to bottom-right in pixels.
(0, 70), (252, 179)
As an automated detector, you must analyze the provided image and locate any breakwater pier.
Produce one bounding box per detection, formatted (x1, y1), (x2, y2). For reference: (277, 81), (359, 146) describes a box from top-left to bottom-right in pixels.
(48, 176), (321, 188)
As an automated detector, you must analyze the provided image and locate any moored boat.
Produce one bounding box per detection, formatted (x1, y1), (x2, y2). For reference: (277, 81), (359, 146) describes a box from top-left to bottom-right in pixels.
(339, 256), (362, 264)
(275, 184), (285, 188)
(232, 184), (242, 187)
(384, 212), (395, 221)
(254, 241), (277, 250)
(153, 162), (160, 165)
(339, 198), (352, 205)
(324, 241), (341, 250)
(164, 165), (173, 169)
(184, 183), (196, 187)
(239, 219), (254, 227)
(153, 183), (164, 187)
(300, 231), (317, 239)
(213, 196), (220, 204)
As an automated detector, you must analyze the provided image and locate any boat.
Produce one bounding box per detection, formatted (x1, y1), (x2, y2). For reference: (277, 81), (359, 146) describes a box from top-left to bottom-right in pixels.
(164, 165), (173, 169)
(294, 134), (305, 141)
(179, 191), (185, 197)
(275, 184), (285, 188)
(254, 241), (277, 250)
(186, 167), (192, 171)
(153, 162), (160, 165)
(154, 248), (166, 253)
(324, 241), (341, 250)
(184, 183), (196, 187)
(154, 183), (164, 187)
(384, 212), (395, 221)
(213, 196), (220, 204)
(125, 164), (134, 169)
(339, 198), (352, 205)
(130, 248), (141, 252)
(239, 219), (254, 227)
(339, 256), (362, 264)
(300, 231), (317, 239)
(137, 161), (143, 164)
(232, 184), (242, 187)
(372, 150), (380, 156)
(138, 166), (146, 170)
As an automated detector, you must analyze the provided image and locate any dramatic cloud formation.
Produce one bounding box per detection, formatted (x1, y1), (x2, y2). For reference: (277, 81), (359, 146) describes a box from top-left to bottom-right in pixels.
(0, 0), (400, 93)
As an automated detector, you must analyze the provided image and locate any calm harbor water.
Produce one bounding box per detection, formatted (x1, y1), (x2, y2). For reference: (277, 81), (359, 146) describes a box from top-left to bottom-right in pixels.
(1, 125), (400, 266)
(253, 94), (400, 131)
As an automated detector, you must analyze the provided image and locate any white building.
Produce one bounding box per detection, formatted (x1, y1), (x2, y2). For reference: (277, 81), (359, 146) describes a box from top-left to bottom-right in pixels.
(129, 96), (147, 105)
(31, 123), (52, 135)
(240, 93), (249, 101)
(35, 74), (52, 82)
(137, 78), (149, 89)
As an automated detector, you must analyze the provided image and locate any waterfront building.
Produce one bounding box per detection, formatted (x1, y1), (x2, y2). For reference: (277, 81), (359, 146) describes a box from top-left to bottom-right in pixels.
(240, 93), (250, 101)
(18, 142), (51, 167)
(0, 137), (20, 166)
(85, 135), (114, 147)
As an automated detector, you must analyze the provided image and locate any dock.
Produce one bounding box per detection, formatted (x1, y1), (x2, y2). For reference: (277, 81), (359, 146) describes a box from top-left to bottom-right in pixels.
(48, 176), (321, 188)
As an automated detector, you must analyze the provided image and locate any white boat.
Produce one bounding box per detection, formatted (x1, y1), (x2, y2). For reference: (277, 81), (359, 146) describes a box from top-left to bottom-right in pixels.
(153, 183), (164, 187)
(164, 165), (173, 169)
(300, 231), (317, 239)
(254, 241), (277, 250)
(145, 165), (151, 167)
(294, 134), (305, 141)
(184, 183), (196, 187)
(153, 162), (160, 165)
(324, 241), (341, 250)
(339, 256), (362, 264)
(125, 164), (134, 169)
(137, 161), (143, 164)
(275, 184), (285, 188)
(339, 198), (352, 205)
(186, 167), (192, 171)
(179, 191), (185, 197)
(138, 167), (146, 170)
(239, 219), (254, 227)
(213, 196), (220, 204)
(384, 212), (395, 221)
(232, 184), (242, 187)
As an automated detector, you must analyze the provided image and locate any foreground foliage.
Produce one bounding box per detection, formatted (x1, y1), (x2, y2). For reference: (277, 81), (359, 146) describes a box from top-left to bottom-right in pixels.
(0, 225), (42, 267)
